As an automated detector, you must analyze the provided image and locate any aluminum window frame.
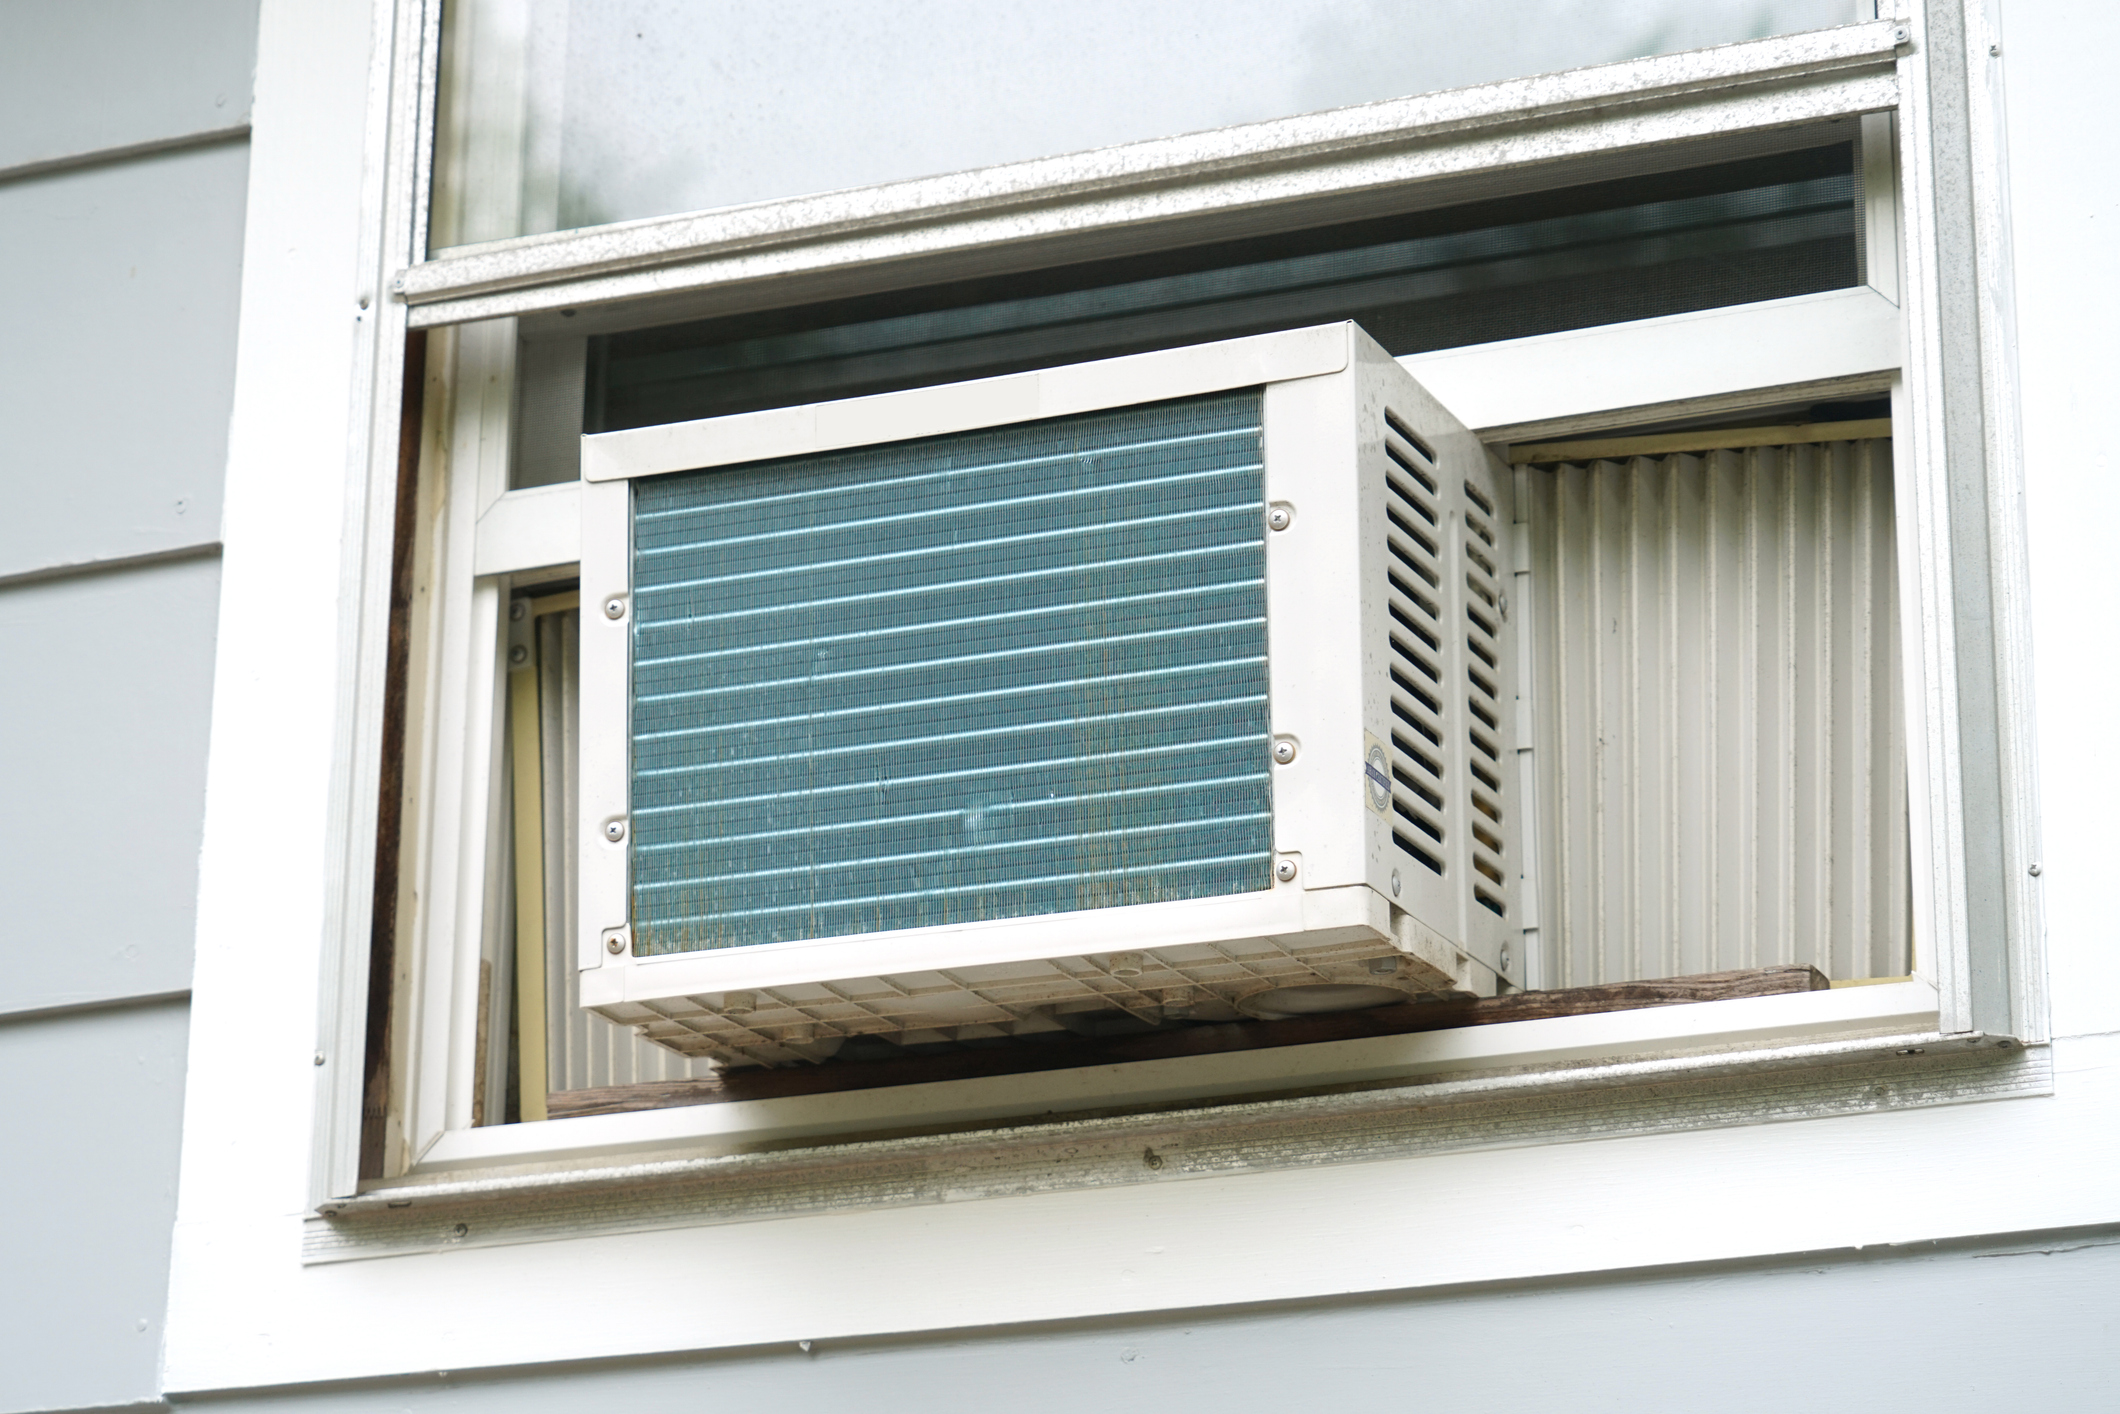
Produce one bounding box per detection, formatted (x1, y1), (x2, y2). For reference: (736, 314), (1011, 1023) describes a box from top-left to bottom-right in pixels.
(310, 0), (2045, 1220)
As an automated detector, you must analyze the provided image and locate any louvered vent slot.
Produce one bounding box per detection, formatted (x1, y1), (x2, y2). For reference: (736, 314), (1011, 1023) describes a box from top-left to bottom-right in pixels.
(1461, 474), (1508, 917)
(1381, 409), (1448, 876)
(627, 391), (1276, 954)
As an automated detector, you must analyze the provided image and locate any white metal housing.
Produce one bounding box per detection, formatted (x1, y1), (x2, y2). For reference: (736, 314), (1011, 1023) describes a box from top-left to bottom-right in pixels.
(575, 324), (1519, 1065)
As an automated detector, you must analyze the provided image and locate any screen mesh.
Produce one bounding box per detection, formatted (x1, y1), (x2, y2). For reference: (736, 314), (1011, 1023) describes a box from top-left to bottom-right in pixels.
(592, 144), (1859, 432)
(627, 390), (1275, 954)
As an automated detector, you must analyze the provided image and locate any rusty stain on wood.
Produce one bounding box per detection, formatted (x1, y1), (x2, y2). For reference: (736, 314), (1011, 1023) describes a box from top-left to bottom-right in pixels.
(360, 328), (427, 1181)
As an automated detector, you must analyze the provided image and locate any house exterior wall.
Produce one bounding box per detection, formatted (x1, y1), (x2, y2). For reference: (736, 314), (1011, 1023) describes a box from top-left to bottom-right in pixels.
(0, 2), (259, 1410)
(4, 1), (2116, 1411)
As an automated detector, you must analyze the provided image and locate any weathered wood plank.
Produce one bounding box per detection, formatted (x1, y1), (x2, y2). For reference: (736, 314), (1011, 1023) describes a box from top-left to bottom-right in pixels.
(546, 965), (1827, 1119)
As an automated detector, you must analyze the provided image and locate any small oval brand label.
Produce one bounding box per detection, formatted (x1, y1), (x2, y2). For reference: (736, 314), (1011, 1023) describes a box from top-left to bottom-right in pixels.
(1364, 739), (1391, 815)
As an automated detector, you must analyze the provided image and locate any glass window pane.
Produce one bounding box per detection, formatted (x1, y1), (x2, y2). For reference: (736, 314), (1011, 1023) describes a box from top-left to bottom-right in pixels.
(432, 0), (1868, 248)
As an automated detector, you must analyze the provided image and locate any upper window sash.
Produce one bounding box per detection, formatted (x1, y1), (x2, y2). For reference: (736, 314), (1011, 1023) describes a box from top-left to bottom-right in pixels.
(394, 21), (1907, 331)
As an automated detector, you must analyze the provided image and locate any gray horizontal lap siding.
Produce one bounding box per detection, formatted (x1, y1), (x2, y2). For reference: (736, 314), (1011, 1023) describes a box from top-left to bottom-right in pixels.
(0, 5), (256, 1413)
(0, 0), (260, 176)
(0, 140), (249, 582)
(0, 1000), (190, 1414)
(0, 554), (222, 1016)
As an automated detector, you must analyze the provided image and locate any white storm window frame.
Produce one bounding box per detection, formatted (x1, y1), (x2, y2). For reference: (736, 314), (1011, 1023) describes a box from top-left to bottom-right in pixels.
(309, 3), (2045, 1211)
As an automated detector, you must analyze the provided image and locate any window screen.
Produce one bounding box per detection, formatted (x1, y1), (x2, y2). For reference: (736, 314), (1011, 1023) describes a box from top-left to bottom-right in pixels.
(588, 144), (1860, 435)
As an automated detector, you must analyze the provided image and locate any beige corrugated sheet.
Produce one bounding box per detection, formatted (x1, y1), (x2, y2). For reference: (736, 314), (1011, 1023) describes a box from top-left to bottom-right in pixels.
(536, 608), (717, 1091)
(1519, 437), (1907, 987)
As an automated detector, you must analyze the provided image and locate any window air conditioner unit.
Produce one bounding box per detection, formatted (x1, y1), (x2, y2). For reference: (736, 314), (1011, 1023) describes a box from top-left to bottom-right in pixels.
(578, 323), (1519, 1067)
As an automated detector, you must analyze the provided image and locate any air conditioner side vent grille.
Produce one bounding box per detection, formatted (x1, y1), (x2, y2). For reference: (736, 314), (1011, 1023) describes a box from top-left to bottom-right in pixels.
(1381, 410), (1448, 878)
(1461, 469), (1509, 919)
(1384, 408), (1439, 468)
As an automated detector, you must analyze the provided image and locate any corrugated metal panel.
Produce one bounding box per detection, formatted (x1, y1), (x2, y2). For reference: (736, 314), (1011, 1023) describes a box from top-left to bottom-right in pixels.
(535, 609), (712, 1090)
(626, 391), (1274, 956)
(1523, 437), (1906, 986)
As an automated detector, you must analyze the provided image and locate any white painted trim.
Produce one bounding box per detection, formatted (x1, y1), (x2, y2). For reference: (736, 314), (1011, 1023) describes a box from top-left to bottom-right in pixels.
(1891, 25), (1965, 1023)
(577, 476), (628, 976)
(306, 0), (434, 1205)
(1404, 286), (1902, 437)
(396, 316), (522, 1160)
(1885, 0), (2044, 1040)
(472, 479), (579, 576)
(397, 23), (1903, 328)
(1861, 111), (1903, 303)
(314, 1028), (2040, 1267)
(1956, 0), (2046, 1044)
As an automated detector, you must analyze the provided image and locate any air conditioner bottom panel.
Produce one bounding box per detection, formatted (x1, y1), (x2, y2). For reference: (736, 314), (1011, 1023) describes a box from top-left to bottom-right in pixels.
(588, 903), (1479, 1070)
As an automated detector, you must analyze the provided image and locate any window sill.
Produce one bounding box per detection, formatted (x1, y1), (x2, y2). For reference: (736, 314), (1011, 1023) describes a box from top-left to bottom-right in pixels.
(309, 977), (2043, 1264)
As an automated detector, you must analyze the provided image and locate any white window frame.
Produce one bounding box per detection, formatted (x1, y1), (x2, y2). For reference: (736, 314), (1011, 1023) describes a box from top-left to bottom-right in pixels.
(308, 2), (2045, 1242)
